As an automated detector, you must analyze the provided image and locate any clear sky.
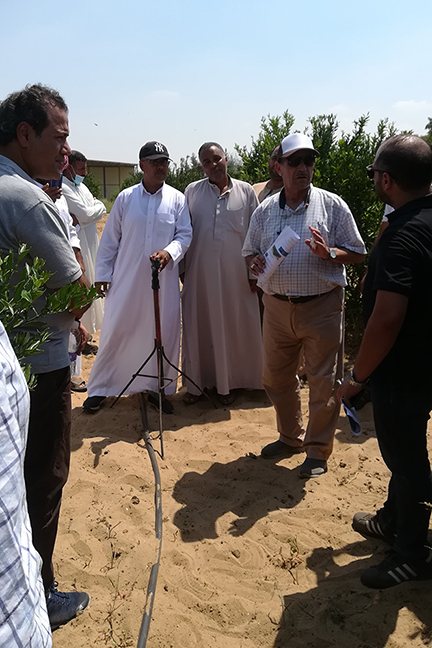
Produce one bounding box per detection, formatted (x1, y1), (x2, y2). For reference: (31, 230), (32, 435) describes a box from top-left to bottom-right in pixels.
(2, 0), (430, 164)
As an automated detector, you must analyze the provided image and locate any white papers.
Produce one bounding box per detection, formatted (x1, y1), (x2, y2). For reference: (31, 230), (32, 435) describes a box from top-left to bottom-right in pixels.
(257, 225), (300, 289)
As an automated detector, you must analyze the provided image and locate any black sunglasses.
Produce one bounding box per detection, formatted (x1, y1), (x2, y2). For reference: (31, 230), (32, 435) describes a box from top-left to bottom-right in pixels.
(284, 153), (316, 167)
(148, 158), (170, 167)
(366, 164), (387, 180)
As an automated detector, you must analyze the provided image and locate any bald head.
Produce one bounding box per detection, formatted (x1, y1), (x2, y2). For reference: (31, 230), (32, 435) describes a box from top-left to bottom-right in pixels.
(375, 135), (432, 192)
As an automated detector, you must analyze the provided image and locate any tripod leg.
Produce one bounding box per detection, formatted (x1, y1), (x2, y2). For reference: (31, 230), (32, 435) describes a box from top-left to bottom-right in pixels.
(111, 346), (158, 407)
(156, 345), (165, 459)
(160, 347), (215, 406)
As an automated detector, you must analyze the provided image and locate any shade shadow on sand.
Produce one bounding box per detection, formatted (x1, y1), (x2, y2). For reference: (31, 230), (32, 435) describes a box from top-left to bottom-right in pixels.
(71, 388), (273, 466)
(335, 404), (377, 446)
(172, 454), (306, 541)
(274, 538), (432, 648)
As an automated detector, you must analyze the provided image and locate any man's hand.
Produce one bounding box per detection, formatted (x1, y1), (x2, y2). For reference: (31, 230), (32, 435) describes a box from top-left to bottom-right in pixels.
(150, 250), (172, 270)
(42, 183), (62, 202)
(337, 379), (363, 403)
(75, 321), (90, 354)
(245, 254), (266, 274)
(95, 281), (110, 296)
(74, 249), (86, 274)
(305, 226), (331, 259)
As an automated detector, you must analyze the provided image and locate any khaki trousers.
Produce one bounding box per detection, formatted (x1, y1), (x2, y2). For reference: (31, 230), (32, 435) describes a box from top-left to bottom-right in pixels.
(262, 287), (343, 460)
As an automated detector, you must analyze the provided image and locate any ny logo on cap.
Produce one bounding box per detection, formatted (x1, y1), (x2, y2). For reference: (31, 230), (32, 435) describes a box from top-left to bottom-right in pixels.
(154, 142), (165, 152)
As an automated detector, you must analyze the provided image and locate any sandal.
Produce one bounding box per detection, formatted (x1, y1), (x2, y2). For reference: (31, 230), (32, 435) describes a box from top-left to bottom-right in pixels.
(71, 380), (87, 393)
(217, 392), (235, 406)
(183, 392), (200, 405)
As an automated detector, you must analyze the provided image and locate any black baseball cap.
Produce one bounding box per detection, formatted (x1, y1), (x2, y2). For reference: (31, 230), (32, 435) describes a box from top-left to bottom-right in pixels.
(139, 141), (171, 160)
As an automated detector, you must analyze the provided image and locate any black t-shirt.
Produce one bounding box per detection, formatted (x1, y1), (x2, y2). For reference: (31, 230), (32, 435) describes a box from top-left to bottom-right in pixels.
(363, 195), (432, 380)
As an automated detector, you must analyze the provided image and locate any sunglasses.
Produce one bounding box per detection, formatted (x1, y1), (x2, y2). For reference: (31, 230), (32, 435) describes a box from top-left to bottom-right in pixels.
(284, 154), (316, 167)
(148, 158), (170, 167)
(366, 164), (387, 180)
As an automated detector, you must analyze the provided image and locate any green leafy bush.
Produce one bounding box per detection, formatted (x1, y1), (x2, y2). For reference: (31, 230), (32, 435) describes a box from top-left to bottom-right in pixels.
(0, 245), (99, 386)
(84, 172), (102, 199)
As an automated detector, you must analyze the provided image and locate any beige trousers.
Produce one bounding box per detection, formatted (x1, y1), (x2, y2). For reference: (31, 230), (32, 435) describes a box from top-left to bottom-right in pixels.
(262, 287), (343, 460)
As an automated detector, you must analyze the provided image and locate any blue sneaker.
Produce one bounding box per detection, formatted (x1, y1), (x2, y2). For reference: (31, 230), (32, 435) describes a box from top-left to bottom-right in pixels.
(46, 582), (90, 630)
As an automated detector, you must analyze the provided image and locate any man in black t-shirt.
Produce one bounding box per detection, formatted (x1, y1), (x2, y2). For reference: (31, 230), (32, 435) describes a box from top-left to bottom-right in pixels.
(339, 134), (432, 589)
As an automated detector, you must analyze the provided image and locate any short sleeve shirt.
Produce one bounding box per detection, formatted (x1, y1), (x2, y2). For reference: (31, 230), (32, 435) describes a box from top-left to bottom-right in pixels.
(363, 194), (432, 380)
(0, 156), (81, 373)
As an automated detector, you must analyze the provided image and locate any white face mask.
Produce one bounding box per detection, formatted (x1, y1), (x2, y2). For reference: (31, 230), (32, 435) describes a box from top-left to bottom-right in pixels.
(74, 174), (85, 186)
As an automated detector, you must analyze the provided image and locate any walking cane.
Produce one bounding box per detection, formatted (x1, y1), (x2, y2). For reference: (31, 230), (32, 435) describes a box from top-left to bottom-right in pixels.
(113, 257), (206, 459)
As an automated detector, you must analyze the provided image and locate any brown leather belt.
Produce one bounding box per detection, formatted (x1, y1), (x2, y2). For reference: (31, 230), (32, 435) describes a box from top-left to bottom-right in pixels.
(272, 293), (322, 304)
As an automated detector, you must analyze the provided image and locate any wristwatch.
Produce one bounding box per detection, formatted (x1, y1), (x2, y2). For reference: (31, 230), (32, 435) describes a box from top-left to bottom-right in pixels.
(328, 247), (337, 260)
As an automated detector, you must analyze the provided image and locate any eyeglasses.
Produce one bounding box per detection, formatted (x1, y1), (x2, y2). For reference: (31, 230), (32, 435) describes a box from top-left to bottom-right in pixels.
(366, 164), (386, 180)
(148, 158), (170, 167)
(283, 154), (316, 167)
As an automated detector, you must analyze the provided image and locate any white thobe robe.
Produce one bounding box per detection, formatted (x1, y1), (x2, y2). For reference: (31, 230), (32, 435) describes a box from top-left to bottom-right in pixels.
(62, 177), (106, 333)
(182, 178), (263, 396)
(87, 182), (192, 397)
(55, 195), (83, 379)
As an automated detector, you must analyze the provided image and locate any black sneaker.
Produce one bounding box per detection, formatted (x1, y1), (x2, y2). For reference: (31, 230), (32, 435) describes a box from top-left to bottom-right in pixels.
(352, 511), (395, 544)
(299, 457), (327, 478)
(83, 395), (106, 413)
(361, 550), (432, 589)
(46, 582), (90, 629)
(261, 439), (304, 459)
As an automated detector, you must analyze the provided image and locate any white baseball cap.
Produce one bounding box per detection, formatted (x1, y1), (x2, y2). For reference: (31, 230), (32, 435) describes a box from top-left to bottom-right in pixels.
(280, 133), (318, 158)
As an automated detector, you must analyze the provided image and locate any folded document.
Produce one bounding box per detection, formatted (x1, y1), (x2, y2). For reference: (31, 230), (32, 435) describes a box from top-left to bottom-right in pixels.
(257, 225), (300, 289)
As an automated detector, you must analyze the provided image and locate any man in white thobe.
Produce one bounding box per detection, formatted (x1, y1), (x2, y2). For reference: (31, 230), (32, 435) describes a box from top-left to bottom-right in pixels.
(83, 141), (192, 413)
(38, 178), (88, 391)
(62, 150), (105, 336)
(182, 142), (263, 406)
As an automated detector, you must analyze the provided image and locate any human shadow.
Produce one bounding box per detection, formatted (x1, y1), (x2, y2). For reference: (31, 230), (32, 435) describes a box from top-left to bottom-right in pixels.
(166, 387), (272, 432)
(70, 389), (237, 464)
(71, 395), (145, 467)
(172, 454), (306, 541)
(274, 538), (432, 647)
(335, 401), (377, 446)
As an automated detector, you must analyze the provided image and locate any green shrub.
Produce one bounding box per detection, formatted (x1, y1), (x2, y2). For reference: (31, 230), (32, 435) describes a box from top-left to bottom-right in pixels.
(0, 245), (99, 386)
(84, 172), (102, 198)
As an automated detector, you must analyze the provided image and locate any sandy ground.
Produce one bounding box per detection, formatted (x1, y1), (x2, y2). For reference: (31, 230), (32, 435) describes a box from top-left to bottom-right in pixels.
(52, 357), (432, 648)
(53, 216), (432, 647)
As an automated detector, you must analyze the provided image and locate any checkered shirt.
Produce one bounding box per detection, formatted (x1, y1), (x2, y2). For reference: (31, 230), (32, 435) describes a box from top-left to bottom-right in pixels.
(242, 185), (366, 296)
(0, 323), (52, 647)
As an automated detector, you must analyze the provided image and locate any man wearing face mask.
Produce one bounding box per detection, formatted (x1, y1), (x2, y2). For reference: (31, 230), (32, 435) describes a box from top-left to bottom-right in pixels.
(62, 150), (105, 341)
(243, 133), (366, 477)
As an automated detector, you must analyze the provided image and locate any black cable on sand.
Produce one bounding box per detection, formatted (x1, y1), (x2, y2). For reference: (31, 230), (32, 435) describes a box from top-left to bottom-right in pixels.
(137, 394), (163, 648)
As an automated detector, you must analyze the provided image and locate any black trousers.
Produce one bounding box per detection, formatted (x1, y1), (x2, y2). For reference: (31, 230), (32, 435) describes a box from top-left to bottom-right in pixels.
(371, 376), (432, 561)
(24, 366), (71, 590)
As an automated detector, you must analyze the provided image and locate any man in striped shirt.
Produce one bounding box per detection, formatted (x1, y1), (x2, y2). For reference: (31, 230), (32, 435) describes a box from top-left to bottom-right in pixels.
(0, 321), (52, 647)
